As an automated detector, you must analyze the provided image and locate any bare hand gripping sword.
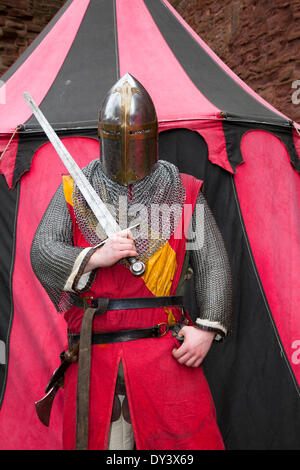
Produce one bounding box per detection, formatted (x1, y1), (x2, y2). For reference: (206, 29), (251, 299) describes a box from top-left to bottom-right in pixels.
(24, 92), (145, 277)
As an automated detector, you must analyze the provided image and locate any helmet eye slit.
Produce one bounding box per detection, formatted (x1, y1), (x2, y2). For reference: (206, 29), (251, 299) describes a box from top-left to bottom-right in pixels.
(103, 129), (121, 135)
(130, 129), (150, 135)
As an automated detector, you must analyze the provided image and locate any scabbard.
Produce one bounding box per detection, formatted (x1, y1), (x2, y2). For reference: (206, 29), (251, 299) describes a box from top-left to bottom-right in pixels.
(35, 383), (60, 427)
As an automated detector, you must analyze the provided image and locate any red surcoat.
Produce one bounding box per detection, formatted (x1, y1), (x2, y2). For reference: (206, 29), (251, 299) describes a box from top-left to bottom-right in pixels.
(62, 173), (225, 450)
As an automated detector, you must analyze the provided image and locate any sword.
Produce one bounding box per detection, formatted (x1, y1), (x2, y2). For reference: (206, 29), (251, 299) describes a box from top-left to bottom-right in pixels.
(24, 92), (145, 276)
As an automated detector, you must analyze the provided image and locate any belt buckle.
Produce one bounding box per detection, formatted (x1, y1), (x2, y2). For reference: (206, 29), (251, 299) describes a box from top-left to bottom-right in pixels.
(157, 322), (168, 337)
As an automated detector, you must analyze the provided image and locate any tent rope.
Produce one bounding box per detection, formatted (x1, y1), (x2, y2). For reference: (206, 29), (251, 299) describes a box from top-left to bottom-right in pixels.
(0, 125), (22, 163)
(292, 121), (300, 137)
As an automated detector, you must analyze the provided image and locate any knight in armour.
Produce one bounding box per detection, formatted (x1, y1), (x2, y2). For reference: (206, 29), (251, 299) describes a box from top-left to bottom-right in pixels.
(31, 74), (232, 450)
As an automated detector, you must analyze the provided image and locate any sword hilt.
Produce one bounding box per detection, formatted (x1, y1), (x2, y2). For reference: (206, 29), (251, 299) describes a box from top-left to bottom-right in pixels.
(128, 257), (145, 276)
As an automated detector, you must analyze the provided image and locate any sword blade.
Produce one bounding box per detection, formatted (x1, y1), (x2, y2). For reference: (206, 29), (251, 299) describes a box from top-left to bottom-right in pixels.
(24, 92), (120, 237)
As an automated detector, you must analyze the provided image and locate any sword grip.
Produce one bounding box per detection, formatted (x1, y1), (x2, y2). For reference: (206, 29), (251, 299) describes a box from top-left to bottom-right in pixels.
(128, 257), (145, 276)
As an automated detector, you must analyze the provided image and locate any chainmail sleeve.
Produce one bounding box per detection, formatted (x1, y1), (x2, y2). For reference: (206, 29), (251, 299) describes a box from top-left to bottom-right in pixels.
(189, 190), (233, 341)
(30, 183), (97, 313)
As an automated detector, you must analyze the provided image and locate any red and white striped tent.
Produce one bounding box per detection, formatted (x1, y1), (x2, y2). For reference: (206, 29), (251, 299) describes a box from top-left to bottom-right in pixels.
(0, 0), (299, 450)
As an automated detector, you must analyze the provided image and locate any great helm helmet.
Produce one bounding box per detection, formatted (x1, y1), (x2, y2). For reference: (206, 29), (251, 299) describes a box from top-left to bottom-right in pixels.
(98, 73), (158, 186)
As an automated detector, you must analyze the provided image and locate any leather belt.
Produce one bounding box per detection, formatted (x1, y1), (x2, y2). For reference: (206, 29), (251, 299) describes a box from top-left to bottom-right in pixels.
(73, 295), (184, 311)
(68, 323), (180, 349)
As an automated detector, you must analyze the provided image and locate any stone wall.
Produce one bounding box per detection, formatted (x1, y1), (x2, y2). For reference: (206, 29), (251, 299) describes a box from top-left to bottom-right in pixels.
(1, 0), (300, 122)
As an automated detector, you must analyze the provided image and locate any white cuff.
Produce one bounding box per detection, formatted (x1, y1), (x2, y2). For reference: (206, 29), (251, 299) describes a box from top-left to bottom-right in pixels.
(195, 318), (227, 336)
(64, 247), (93, 292)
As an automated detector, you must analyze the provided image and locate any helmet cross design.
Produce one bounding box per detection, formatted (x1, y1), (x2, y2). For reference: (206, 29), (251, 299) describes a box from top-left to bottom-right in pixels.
(113, 80), (141, 184)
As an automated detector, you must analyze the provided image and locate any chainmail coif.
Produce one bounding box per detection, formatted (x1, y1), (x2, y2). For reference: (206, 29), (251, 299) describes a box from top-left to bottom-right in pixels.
(72, 159), (186, 265)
